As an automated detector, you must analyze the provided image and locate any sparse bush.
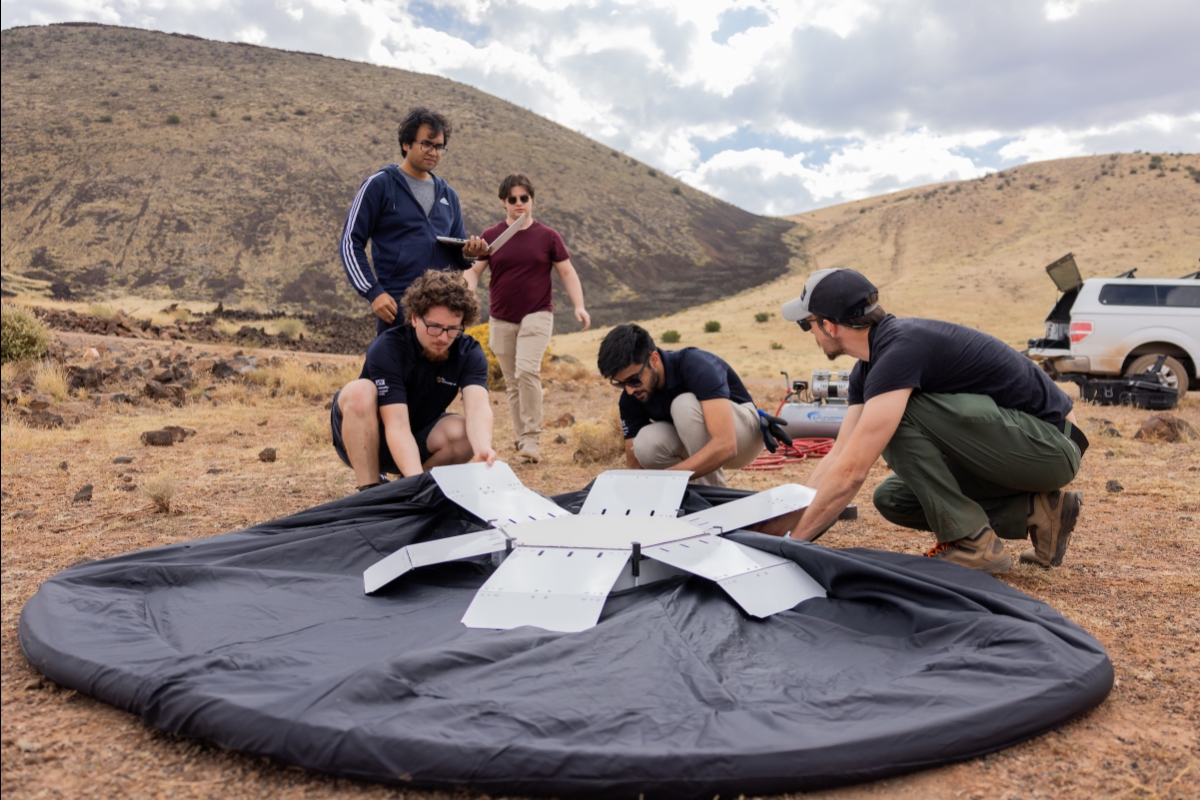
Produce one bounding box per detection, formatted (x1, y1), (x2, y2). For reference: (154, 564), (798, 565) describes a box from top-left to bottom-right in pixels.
(294, 109), (307, 116)
(300, 414), (330, 448)
(573, 415), (624, 464)
(647, 169), (657, 178)
(2, 304), (52, 363)
(754, 312), (770, 323)
(88, 303), (118, 319)
(703, 320), (722, 333)
(660, 329), (681, 343)
(208, 109), (217, 118)
(98, 115), (113, 123)
(242, 115), (252, 121)
(273, 318), (305, 338)
(142, 473), (175, 514)
(34, 361), (71, 401)
(770, 342), (784, 350)
(671, 185), (682, 195)
(465, 323), (505, 390)
(149, 83), (160, 92)
(165, 114), (180, 125)
(246, 360), (358, 400)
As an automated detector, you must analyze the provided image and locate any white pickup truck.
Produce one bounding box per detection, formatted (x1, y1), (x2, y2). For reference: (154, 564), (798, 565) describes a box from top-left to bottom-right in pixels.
(1026, 254), (1200, 399)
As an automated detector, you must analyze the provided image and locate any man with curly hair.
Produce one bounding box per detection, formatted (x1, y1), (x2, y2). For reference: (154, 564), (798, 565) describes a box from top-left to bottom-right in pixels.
(340, 107), (489, 334)
(331, 270), (497, 490)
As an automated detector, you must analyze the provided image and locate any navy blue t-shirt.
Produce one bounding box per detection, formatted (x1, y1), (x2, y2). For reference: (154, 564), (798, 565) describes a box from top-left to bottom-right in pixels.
(619, 347), (754, 439)
(359, 324), (489, 432)
(848, 315), (1074, 424)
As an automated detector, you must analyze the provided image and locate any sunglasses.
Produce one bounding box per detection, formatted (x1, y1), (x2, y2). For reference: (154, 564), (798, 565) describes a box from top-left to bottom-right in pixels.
(421, 318), (465, 339)
(609, 354), (653, 389)
(506, 194), (531, 204)
(797, 317), (820, 332)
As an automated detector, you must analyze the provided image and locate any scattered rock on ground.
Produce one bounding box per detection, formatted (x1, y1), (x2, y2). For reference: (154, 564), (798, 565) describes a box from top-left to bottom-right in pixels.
(162, 426), (196, 442)
(259, 448), (277, 462)
(59, 461), (69, 471)
(1133, 413), (1197, 442)
(1105, 450), (1115, 457)
(73, 484), (93, 503)
(206, 468), (224, 474)
(141, 430), (175, 447)
(29, 410), (65, 429)
(1107, 480), (1124, 493)
(549, 412), (576, 428)
(28, 393), (54, 411)
(554, 433), (568, 444)
(113, 456), (134, 464)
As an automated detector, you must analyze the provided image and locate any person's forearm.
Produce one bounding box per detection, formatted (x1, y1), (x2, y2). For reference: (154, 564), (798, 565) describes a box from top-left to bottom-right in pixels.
(384, 427), (424, 477)
(624, 441), (642, 469)
(790, 460), (866, 540)
(559, 267), (586, 313)
(465, 406), (494, 458)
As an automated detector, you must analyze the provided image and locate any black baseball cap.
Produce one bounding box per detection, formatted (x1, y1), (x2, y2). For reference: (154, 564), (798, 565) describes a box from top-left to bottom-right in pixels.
(781, 269), (878, 322)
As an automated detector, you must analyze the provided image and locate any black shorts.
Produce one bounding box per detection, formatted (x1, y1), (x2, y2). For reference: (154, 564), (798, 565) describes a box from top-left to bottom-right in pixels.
(330, 390), (450, 475)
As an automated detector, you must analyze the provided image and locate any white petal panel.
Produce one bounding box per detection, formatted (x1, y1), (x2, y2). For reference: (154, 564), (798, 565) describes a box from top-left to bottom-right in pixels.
(363, 530), (510, 594)
(717, 562), (827, 618)
(461, 546), (629, 632)
(578, 470), (691, 518)
(503, 515), (700, 549)
(432, 461), (567, 525)
(680, 483), (817, 535)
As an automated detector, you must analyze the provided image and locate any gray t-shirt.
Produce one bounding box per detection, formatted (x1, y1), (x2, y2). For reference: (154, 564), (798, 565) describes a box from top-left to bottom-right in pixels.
(401, 171), (435, 217)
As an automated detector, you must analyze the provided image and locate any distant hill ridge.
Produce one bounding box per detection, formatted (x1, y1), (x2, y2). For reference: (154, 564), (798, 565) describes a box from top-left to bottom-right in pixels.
(0, 23), (796, 331)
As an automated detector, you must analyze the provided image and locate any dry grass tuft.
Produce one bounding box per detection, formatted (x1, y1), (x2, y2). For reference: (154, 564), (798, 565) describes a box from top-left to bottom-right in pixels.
(246, 361), (357, 400)
(572, 413), (624, 463)
(141, 473), (175, 514)
(269, 318), (306, 338)
(33, 361), (71, 401)
(87, 303), (118, 320)
(300, 413), (331, 448)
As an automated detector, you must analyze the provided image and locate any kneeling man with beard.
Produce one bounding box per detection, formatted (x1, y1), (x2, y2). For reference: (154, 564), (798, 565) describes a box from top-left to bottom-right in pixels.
(331, 270), (498, 490)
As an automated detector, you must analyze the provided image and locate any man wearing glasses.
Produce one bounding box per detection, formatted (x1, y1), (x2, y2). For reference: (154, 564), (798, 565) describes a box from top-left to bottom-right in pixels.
(330, 270), (497, 490)
(340, 106), (488, 335)
(774, 268), (1086, 574)
(465, 173), (591, 463)
(596, 324), (764, 487)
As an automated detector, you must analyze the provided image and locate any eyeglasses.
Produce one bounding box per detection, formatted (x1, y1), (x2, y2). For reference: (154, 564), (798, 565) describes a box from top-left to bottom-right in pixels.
(414, 139), (447, 154)
(420, 318), (464, 339)
(609, 354), (653, 389)
(506, 194), (531, 204)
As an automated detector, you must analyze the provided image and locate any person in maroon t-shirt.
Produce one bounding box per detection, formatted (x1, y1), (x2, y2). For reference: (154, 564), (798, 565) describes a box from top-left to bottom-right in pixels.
(465, 174), (590, 462)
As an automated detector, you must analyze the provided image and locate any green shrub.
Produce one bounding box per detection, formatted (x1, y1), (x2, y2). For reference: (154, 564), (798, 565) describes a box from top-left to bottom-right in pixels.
(647, 169), (657, 178)
(98, 114), (112, 123)
(671, 185), (682, 195)
(208, 109), (217, 118)
(242, 114), (252, 121)
(703, 320), (721, 333)
(165, 114), (180, 125)
(660, 329), (681, 344)
(770, 342), (783, 350)
(754, 312), (770, 323)
(1, 304), (52, 363)
(149, 83), (160, 92)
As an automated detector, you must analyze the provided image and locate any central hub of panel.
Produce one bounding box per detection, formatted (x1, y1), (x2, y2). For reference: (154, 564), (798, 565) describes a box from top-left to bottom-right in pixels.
(501, 515), (700, 550)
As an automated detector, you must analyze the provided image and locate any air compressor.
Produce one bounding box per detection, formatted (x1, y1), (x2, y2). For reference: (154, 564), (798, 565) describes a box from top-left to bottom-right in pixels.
(776, 370), (851, 439)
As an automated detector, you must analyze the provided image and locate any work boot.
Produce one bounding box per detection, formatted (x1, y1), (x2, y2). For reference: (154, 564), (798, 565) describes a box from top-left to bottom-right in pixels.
(516, 440), (540, 464)
(925, 526), (1014, 574)
(1020, 489), (1083, 568)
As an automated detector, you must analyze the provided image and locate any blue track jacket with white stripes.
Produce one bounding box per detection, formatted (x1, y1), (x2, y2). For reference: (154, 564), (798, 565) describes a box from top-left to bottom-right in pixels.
(339, 164), (472, 303)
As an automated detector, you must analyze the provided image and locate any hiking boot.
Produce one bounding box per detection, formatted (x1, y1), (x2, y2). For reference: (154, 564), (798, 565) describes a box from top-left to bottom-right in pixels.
(516, 441), (540, 464)
(1020, 489), (1083, 568)
(925, 526), (1014, 574)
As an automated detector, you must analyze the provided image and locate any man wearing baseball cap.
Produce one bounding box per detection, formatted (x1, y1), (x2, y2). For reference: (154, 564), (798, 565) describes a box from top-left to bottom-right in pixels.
(773, 268), (1086, 573)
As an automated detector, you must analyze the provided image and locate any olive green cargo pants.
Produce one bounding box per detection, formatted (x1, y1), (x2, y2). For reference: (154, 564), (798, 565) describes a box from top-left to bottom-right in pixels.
(872, 393), (1082, 543)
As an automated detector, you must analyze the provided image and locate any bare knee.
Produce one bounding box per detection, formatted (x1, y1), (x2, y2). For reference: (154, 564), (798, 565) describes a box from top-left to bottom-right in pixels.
(426, 416), (473, 464)
(339, 380), (378, 420)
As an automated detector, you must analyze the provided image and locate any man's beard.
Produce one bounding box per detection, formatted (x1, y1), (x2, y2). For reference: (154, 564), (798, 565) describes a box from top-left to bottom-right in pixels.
(422, 346), (451, 362)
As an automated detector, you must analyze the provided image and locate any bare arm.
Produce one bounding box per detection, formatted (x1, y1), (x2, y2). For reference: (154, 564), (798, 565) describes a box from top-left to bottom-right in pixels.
(461, 385), (497, 465)
(668, 398), (738, 479)
(789, 388), (913, 541)
(464, 258), (487, 292)
(379, 403), (425, 477)
(623, 439), (643, 469)
(552, 259), (591, 331)
(804, 404), (864, 490)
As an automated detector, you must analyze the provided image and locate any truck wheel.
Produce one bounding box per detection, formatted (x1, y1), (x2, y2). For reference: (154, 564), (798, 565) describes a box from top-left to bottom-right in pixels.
(1125, 355), (1189, 399)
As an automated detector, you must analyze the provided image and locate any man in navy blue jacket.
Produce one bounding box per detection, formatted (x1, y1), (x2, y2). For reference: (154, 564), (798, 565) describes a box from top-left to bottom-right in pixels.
(340, 107), (488, 333)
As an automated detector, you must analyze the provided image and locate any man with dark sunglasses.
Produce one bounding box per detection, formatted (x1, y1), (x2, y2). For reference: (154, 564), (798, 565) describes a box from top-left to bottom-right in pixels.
(465, 173), (590, 463)
(340, 106), (489, 335)
(771, 268), (1086, 574)
(330, 270), (497, 490)
(596, 324), (763, 487)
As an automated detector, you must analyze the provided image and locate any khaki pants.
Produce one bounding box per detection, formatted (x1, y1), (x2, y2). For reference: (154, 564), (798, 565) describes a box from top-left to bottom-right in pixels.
(631, 393), (763, 487)
(489, 311), (554, 449)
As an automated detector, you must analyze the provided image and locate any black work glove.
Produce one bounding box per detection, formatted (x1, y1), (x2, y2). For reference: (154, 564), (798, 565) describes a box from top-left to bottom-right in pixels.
(757, 410), (793, 453)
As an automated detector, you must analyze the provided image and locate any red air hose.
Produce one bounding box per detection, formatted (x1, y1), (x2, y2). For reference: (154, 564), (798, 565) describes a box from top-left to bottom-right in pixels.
(742, 438), (834, 471)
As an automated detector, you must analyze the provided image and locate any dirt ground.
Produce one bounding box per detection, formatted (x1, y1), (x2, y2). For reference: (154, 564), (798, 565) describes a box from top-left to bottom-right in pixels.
(2, 334), (1197, 800)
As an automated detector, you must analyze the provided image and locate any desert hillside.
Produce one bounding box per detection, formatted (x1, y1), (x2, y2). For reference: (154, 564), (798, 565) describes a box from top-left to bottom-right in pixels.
(0, 23), (795, 331)
(551, 153), (1200, 381)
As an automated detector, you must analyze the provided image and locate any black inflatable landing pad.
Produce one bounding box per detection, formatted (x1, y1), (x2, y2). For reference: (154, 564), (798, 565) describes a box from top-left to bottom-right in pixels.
(19, 476), (1112, 799)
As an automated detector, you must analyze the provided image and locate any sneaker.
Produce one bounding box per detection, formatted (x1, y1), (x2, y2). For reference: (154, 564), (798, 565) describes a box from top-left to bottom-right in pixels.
(516, 441), (540, 464)
(1020, 489), (1083, 568)
(925, 526), (1014, 574)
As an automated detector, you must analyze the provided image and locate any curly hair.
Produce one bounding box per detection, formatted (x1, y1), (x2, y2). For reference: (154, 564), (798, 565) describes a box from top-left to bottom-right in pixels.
(397, 107), (452, 157)
(401, 270), (480, 328)
(498, 173), (535, 201)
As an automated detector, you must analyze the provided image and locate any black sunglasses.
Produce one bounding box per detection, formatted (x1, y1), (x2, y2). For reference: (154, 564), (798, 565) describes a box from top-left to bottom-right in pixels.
(506, 194), (531, 204)
(797, 317), (820, 332)
(609, 354), (653, 389)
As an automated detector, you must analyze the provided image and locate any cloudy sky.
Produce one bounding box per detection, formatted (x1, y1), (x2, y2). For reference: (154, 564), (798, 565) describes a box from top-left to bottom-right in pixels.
(3, 0), (1198, 215)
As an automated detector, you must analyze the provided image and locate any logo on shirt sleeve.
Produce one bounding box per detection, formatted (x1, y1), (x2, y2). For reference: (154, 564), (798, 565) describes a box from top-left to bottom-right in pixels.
(374, 378), (388, 396)
(440, 197), (450, 205)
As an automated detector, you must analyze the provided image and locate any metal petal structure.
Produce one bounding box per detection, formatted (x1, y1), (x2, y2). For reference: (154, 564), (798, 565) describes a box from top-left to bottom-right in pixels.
(364, 462), (825, 632)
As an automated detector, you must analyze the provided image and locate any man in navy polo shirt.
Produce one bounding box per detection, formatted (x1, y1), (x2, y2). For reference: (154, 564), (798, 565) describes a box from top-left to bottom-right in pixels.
(597, 324), (764, 487)
(331, 270), (497, 490)
(339, 106), (489, 334)
(773, 268), (1087, 574)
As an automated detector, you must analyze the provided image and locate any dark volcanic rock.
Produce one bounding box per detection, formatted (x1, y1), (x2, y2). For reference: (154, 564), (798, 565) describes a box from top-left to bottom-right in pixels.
(258, 448), (277, 462)
(72, 484), (93, 503)
(1134, 413), (1197, 443)
(1106, 480), (1124, 493)
(141, 430), (174, 447)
